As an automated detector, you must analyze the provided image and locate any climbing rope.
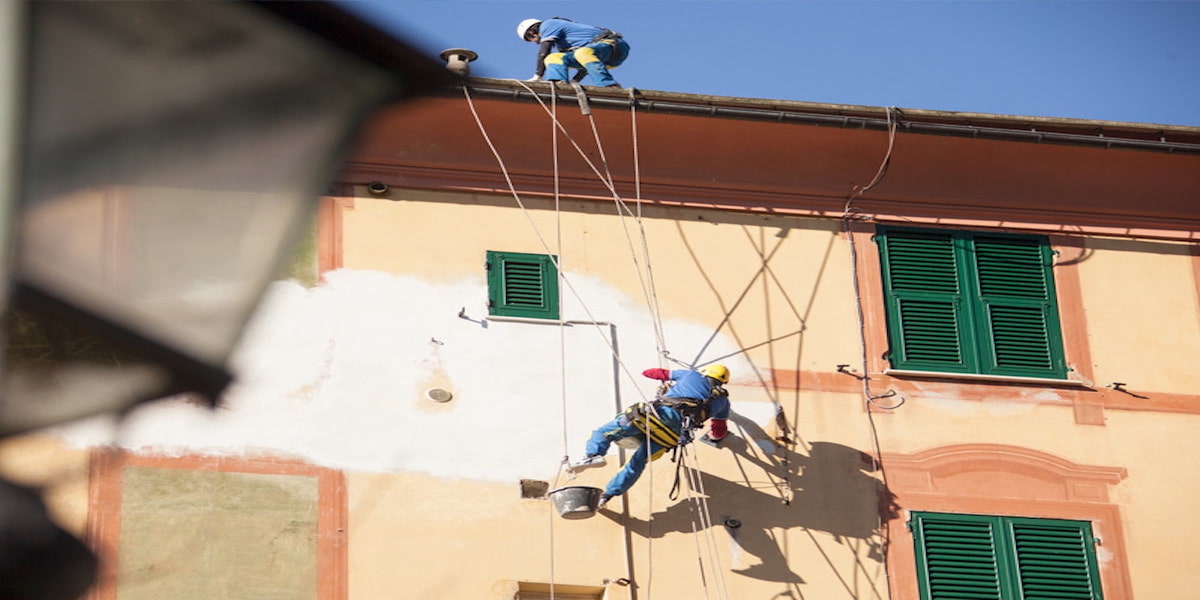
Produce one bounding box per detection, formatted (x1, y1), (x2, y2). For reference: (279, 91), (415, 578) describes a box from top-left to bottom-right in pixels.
(629, 88), (669, 360)
(465, 82), (735, 599)
(679, 445), (732, 600)
(513, 82), (670, 358)
(463, 85), (653, 395)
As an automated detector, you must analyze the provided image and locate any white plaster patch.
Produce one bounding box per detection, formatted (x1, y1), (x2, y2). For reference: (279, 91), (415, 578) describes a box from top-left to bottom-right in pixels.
(52, 269), (766, 483)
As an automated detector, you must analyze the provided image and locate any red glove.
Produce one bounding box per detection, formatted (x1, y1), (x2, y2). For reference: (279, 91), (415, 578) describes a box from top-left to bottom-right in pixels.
(708, 418), (728, 440)
(642, 368), (670, 381)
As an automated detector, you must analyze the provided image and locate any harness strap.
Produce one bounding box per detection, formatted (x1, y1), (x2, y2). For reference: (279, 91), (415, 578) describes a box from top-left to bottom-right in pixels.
(626, 402), (681, 448)
(590, 28), (622, 43)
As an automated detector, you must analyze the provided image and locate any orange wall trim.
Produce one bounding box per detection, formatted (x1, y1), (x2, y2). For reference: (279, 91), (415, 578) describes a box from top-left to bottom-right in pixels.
(86, 449), (347, 600)
(318, 196), (355, 276)
(767, 367), (1200, 417)
(880, 444), (1132, 600)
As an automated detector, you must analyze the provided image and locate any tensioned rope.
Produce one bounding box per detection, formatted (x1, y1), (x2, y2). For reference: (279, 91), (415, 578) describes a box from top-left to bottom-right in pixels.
(537, 85), (734, 600)
(550, 85), (566, 600)
(522, 81), (674, 600)
(628, 87), (669, 363)
(532, 85), (733, 600)
(680, 444), (732, 600)
(533, 84), (678, 599)
(513, 82), (670, 360)
(462, 85), (650, 395)
(465, 82), (735, 599)
(508, 83), (673, 599)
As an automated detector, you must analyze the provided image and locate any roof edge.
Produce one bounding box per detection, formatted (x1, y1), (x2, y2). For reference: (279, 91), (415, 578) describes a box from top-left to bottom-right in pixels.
(458, 77), (1200, 154)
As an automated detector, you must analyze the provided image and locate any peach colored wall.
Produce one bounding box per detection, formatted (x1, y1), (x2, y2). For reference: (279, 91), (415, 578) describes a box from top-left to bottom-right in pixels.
(339, 188), (864, 377)
(1076, 237), (1200, 393)
(12, 181), (1196, 599)
(330, 188), (1200, 599)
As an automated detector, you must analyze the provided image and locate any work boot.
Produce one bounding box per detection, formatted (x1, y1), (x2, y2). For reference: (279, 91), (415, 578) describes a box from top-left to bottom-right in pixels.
(569, 455), (606, 472)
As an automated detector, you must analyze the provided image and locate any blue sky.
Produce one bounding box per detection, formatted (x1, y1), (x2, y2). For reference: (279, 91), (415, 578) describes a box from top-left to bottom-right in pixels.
(339, 1), (1200, 127)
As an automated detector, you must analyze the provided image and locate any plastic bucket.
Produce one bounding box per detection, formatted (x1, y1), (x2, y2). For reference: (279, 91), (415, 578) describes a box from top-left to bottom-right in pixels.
(549, 486), (603, 519)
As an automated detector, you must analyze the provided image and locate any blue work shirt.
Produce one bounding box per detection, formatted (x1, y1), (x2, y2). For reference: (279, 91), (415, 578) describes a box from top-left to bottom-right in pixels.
(662, 370), (730, 421)
(537, 18), (609, 52)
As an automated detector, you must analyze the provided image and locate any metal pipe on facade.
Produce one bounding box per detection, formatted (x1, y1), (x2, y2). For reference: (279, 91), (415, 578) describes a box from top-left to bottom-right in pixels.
(560, 320), (638, 597)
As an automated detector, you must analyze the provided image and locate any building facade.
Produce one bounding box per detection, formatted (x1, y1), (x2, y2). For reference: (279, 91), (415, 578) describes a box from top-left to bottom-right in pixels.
(4, 78), (1200, 599)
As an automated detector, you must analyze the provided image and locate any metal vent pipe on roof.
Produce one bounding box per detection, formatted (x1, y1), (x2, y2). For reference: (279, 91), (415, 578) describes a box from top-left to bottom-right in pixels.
(440, 48), (478, 77)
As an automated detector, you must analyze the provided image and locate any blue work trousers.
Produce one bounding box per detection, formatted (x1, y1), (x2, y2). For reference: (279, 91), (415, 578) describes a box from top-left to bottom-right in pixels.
(544, 39), (630, 87)
(585, 404), (681, 497)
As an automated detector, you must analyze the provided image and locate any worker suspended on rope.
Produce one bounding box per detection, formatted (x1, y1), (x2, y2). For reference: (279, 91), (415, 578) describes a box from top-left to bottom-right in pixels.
(570, 364), (731, 508)
(517, 17), (630, 88)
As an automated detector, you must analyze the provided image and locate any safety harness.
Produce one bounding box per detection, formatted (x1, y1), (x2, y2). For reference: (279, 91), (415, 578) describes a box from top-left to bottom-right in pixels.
(625, 382), (728, 499)
(589, 28), (624, 44)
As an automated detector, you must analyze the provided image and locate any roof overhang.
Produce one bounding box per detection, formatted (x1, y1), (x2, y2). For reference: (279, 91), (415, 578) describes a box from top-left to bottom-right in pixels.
(343, 78), (1200, 240)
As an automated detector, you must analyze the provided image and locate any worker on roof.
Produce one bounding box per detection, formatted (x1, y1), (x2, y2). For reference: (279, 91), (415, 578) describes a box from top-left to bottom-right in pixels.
(517, 17), (630, 88)
(570, 364), (732, 508)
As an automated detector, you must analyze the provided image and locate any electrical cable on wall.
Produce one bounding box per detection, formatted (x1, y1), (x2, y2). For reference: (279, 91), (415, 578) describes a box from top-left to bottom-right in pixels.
(840, 106), (904, 600)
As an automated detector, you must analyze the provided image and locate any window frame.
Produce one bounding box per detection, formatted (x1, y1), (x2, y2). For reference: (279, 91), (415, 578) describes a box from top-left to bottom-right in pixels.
(875, 227), (1068, 380)
(911, 511), (1104, 600)
(486, 250), (560, 320)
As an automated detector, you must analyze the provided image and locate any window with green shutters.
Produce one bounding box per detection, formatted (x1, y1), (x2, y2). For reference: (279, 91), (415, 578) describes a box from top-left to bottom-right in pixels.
(911, 512), (1104, 600)
(486, 251), (559, 320)
(875, 227), (1068, 379)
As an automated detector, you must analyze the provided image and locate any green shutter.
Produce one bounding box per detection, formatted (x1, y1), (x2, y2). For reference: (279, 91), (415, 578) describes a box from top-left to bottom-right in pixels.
(913, 513), (1103, 600)
(971, 237), (1067, 378)
(1008, 518), (1103, 600)
(486, 251), (559, 319)
(914, 513), (1005, 600)
(878, 228), (1067, 379)
(878, 230), (975, 372)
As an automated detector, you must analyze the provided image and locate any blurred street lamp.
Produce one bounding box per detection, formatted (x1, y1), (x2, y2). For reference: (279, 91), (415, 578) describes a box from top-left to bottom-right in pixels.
(0, 3), (452, 597)
(1, 0), (453, 436)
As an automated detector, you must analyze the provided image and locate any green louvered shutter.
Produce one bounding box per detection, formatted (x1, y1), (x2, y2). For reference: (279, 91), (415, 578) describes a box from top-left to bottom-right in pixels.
(878, 230), (976, 372)
(913, 513), (1103, 600)
(971, 236), (1067, 378)
(1008, 518), (1103, 600)
(913, 513), (1005, 599)
(486, 251), (559, 319)
(878, 228), (1067, 379)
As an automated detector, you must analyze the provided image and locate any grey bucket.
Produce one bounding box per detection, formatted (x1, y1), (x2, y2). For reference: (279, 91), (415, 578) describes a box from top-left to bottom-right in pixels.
(549, 486), (603, 519)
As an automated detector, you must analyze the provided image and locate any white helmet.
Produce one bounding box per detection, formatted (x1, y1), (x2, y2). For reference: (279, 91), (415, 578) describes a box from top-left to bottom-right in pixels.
(517, 18), (541, 40)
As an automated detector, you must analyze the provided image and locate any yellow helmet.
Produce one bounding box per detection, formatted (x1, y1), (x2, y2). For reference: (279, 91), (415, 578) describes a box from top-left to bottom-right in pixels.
(699, 364), (730, 384)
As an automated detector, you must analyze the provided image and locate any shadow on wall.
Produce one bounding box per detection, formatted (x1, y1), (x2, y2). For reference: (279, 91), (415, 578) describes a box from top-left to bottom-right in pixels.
(604, 413), (898, 588)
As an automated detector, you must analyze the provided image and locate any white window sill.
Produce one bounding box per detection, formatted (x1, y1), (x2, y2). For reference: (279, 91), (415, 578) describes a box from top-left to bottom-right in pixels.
(485, 314), (562, 325)
(883, 369), (1092, 388)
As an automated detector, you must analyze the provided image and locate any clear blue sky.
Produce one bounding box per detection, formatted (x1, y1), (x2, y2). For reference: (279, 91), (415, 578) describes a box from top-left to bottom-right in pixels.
(338, 1), (1200, 127)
